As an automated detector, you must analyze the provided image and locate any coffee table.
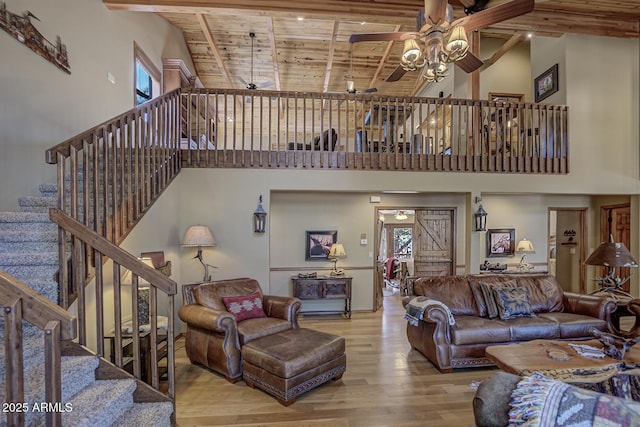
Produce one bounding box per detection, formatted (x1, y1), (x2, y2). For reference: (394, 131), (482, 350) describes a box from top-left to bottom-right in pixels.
(486, 339), (640, 383)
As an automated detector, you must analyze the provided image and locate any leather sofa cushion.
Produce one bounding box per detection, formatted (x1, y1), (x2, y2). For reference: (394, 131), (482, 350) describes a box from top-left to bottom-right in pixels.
(515, 275), (564, 313)
(242, 328), (345, 378)
(452, 316), (511, 345)
(537, 312), (608, 338)
(237, 317), (292, 345)
(414, 276), (481, 316)
(505, 316), (559, 341)
(193, 278), (262, 311)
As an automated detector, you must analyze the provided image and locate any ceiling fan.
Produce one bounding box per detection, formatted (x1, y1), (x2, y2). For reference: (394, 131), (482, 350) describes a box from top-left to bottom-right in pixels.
(237, 32), (273, 90)
(349, 0), (534, 83)
(328, 44), (377, 95)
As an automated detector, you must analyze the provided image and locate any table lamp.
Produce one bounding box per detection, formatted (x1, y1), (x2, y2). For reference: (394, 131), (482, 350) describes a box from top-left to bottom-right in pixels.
(328, 243), (347, 276)
(516, 238), (535, 270)
(181, 225), (217, 281)
(585, 235), (638, 298)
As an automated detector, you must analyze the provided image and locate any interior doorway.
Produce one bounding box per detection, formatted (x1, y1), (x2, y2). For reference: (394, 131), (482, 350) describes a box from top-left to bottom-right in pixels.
(548, 208), (588, 293)
(373, 207), (455, 310)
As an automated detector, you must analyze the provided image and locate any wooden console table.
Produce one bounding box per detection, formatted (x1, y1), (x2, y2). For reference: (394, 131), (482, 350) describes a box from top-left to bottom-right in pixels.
(292, 276), (352, 318)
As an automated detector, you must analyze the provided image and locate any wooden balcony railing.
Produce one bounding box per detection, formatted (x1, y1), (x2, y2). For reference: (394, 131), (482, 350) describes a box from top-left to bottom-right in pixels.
(48, 209), (176, 408)
(0, 269), (77, 427)
(179, 88), (569, 174)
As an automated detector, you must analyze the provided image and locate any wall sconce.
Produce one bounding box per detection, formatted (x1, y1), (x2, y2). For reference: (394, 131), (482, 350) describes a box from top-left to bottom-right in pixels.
(474, 197), (487, 232)
(253, 195), (267, 233)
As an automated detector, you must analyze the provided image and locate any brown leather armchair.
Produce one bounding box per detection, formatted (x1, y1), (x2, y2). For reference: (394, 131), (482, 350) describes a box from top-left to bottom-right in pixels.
(179, 278), (301, 382)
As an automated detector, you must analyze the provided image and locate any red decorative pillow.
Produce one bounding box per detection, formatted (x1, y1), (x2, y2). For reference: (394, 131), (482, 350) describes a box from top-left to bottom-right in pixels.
(222, 291), (266, 322)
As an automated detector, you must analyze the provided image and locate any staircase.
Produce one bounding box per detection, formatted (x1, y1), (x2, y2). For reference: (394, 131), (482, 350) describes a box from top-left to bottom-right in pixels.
(0, 182), (173, 426)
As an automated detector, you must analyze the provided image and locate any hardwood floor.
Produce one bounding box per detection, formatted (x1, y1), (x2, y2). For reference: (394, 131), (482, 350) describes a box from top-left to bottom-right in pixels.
(173, 294), (498, 426)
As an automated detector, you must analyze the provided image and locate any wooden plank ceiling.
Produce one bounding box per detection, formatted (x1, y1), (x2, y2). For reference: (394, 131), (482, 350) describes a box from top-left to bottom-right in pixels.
(105, 0), (639, 97)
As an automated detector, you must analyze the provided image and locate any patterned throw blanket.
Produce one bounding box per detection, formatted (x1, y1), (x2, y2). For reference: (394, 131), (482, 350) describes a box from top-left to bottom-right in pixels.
(509, 372), (640, 426)
(404, 296), (455, 326)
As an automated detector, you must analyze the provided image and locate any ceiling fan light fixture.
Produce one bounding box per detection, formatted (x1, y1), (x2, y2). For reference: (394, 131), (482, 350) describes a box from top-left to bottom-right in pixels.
(400, 38), (425, 71)
(346, 80), (356, 94)
(445, 25), (469, 62)
(424, 63), (448, 83)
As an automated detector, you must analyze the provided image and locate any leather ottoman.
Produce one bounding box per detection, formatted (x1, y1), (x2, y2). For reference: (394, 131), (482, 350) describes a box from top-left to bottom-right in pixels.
(241, 328), (346, 405)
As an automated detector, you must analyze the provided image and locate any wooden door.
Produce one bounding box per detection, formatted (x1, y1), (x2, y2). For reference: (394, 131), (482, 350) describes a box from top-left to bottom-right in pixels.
(413, 209), (454, 277)
(601, 204), (631, 292)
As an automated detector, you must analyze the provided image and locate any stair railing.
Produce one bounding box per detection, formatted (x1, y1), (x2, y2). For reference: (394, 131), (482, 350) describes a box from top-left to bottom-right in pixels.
(45, 90), (182, 309)
(48, 208), (177, 405)
(0, 269), (77, 427)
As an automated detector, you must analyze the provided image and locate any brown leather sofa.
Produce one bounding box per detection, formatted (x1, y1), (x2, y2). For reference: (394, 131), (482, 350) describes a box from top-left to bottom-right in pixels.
(402, 274), (616, 373)
(179, 277), (302, 382)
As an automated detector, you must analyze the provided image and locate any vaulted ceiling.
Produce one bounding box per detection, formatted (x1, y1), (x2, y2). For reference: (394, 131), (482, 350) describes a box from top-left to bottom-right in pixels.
(105, 0), (640, 97)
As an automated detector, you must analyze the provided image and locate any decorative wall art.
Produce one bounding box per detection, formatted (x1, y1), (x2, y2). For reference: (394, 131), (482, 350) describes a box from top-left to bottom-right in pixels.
(305, 230), (337, 261)
(487, 228), (516, 257)
(0, 2), (70, 74)
(534, 64), (558, 102)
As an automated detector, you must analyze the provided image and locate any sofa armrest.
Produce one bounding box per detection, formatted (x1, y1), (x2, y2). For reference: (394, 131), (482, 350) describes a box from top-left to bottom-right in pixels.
(263, 295), (302, 328)
(563, 292), (616, 321)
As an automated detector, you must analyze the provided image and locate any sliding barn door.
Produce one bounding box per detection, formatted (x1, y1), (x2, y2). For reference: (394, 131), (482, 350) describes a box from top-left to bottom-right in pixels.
(413, 209), (455, 277)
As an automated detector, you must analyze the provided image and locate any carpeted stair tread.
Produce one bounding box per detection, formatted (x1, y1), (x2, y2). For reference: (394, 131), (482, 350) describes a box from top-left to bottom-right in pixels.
(113, 402), (173, 427)
(0, 252), (58, 266)
(0, 230), (57, 242)
(61, 379), (137, 427)
(0, 212), (51, 223)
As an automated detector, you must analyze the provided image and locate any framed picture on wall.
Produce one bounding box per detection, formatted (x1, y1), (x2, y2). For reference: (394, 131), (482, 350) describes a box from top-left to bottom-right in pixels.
(534, 64), (559, 102)
(487, 228), (516, 257)
(305, 230), (337, 261)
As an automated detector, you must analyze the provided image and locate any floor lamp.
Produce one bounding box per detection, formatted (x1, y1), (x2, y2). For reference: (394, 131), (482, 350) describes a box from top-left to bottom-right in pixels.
(181, 225), (217, 281)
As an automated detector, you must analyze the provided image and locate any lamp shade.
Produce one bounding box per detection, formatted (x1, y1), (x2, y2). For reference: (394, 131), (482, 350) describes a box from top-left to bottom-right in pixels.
(329, 243), (347, 259)
(585, 241), (638, 268)
(445, 25), (469, 61)
(181, 225), (216, 247)
(516, 239), (535, 254)
(121, 257), (154, 289)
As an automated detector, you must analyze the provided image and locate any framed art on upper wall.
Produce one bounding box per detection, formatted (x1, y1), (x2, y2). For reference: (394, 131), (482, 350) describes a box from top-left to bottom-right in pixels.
(305, 230), (337, 261)
(534, 64), (559, 102)
(487, 228), (516, 257)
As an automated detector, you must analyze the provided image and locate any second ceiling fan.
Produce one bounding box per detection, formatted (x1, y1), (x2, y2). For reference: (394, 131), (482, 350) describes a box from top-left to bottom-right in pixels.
(349, 0), (534, 83)
(238, 32), (273, 90)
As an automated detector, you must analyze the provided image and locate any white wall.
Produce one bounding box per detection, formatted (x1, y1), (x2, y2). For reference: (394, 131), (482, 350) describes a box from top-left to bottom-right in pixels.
(0, 0), (194, 211)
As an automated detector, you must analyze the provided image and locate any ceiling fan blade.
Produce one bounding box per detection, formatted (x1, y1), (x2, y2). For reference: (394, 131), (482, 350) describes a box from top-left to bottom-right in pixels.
(360, 87), (378, 94)
(386, 65), (408, 82)
(455, 52), (484, 73)
(237, 76), (248, 86)
(455, 0), (534, 32)
(424, 0), (448, 26)
(258, 81), (273, 89)
(349, 32), (417, 43)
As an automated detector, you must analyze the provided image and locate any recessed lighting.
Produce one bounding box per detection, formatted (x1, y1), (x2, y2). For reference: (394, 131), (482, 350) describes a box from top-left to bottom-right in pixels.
(527, 33), (533, 38)
(297, 16), (304, 21)
(360, 21), (366, 25)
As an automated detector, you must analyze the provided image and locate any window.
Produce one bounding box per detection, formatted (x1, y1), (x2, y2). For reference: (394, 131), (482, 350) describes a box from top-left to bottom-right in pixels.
(134, 43), (161, 106)
(393, 227), (412, 257)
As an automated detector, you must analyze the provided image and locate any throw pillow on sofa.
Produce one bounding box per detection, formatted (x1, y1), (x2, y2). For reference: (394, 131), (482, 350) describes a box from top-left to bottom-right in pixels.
(222, 291), (267, 322)
(492, 286), (536, 320)
(478, 280), (518, 318)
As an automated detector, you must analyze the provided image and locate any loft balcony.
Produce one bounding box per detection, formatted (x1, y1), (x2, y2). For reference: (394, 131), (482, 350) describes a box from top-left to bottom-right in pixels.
(180, 88), (568, 174)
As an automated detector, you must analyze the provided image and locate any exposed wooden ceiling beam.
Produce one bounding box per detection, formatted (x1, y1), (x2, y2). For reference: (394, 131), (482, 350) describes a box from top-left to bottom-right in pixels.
(368, 24), (401, 89)
(322, 21), (340, 93)
(266, 16), (281, 91)
(481, 33), (526, 71)
(196, 13), (234, 87)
